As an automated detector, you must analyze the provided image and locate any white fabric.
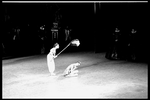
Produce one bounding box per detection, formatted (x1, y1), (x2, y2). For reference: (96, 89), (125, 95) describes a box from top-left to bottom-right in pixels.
(47, 48), (56, 74)
(63, 63), (80, 76)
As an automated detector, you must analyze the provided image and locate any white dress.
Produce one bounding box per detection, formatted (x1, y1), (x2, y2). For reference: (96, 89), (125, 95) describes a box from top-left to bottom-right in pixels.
(47, 48), (56, 74)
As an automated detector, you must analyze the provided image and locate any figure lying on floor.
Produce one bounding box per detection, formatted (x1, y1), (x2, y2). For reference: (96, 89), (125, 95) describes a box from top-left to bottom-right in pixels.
(63, 62), (81, 77)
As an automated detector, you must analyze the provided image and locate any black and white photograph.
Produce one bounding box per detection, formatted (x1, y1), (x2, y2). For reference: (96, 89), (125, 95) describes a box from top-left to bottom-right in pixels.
(2, 1), (148, 99)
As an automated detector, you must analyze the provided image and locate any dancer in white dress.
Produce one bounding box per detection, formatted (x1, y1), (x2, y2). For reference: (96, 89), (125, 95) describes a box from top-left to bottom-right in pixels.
(47, 43), (59, 76)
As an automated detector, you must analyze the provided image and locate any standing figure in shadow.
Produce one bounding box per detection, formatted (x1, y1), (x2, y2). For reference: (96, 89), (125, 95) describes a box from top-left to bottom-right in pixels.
(127, 28), (137, 61)
(106, 27), (122, 60)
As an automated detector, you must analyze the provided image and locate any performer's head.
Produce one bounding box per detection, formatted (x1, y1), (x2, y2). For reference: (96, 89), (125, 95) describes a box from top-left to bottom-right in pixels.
(76, 61), (81, 66)
(131, 29), (136, 34)
(54, 43), (59, 49)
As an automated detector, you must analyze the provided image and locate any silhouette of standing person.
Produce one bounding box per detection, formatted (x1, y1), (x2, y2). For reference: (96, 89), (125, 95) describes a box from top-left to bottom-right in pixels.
(47, 43), (59, 76)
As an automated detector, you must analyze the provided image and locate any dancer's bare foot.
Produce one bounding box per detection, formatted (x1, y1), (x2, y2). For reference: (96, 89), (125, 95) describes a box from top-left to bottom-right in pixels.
(50, 73), (56, 76)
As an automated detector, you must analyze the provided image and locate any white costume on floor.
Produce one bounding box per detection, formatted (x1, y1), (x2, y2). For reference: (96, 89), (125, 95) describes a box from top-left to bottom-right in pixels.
(63, 62), (81, 77)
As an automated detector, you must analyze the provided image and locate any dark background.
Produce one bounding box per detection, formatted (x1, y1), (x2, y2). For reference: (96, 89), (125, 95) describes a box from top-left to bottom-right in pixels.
(2, 3), (148, 61)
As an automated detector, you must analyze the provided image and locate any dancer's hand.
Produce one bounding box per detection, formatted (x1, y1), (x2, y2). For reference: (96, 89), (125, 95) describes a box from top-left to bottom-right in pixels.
(54, 55), (57, 58)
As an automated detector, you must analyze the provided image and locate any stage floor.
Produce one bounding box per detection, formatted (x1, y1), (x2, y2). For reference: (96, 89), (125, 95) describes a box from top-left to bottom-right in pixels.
(2, 52), (148, 99)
